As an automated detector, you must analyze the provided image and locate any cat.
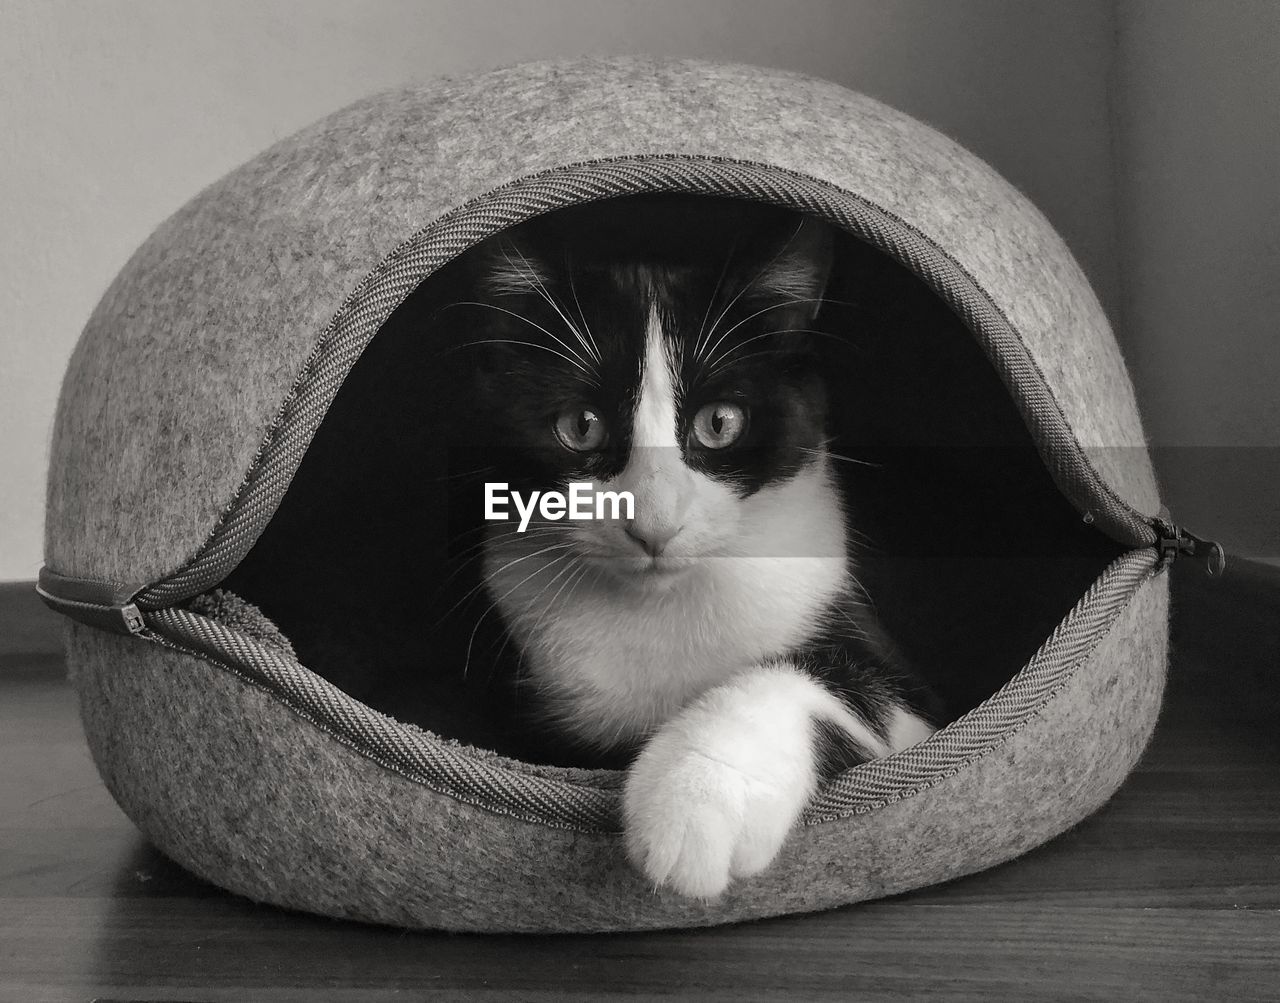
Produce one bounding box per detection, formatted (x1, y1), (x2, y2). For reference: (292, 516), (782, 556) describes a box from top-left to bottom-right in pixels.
(441, 195), (940, 899)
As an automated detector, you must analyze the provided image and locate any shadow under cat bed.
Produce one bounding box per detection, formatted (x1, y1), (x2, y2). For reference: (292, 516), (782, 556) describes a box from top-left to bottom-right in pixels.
(42, 59), (1183, 932)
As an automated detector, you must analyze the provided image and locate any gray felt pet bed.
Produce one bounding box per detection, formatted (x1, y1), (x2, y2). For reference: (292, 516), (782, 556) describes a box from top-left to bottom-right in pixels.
(39, 57), (1216, 933)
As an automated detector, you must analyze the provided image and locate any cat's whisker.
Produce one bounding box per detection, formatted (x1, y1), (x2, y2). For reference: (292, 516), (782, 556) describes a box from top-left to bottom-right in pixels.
(427, 545), (493, 601)
(503, 243), (602, 367)
(693, 245), (737, 362)
(443, 301), (597, 380)
(566, 262), (603, 365)
(520, 555), (588, 644)
(485, 628), (520, 686)
(821, 599), (870, 632)
(436, 538), (575, 628)
(698, 298), (860, 372)
(432, 526), (558, 594)
(447, 334), (599, 382)
(481, 543), (583, 682)
(700, 300), (840, 373)
(703, 326), (859, 377)
(463, 551), (573, 678)
(445, 523), (566, 566)
(698, 218), (807, 364)
(841, 523), (878, 547)
(782, 293), (860, 312)
(421, 463), (498, 485)
(436, 524), (539, 572)
(843, 569), (884, 615)
(481, 551), (582, 681)
(480, 537), (577, 590)
(462, 296), (592, 370)
(520, 552), (581, 616)
(702, 335), (861, 379)
(796, 445), (882, 470)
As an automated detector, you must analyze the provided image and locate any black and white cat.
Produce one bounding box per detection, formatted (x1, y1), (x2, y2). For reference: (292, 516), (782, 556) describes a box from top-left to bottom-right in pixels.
(446, 196), (939, 899)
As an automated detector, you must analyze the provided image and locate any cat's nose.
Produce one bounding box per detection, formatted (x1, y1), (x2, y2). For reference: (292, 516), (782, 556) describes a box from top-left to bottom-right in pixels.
(624, 521), (682, 558)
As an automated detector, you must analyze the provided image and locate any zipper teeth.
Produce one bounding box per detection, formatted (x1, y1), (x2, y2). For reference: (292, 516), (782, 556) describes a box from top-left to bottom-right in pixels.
(134, 154), (1157, 609)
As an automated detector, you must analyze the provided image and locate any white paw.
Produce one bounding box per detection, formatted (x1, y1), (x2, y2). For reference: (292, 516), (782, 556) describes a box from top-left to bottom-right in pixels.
(621, 668), (823, 899)
(623, 742), (808, 899)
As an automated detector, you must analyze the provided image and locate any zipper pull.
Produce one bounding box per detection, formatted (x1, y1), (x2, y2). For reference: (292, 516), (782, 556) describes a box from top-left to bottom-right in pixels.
(36, 567), (150, 636)
(1154, 519), (1226, 576)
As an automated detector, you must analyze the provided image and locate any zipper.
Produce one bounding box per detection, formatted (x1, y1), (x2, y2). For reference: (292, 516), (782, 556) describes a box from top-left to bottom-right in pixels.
(35, 567), (149, 636)
(1151, 517), (1227, 576)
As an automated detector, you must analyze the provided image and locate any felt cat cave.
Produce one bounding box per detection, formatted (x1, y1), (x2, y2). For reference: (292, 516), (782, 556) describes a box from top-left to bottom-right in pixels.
(41, 57), (1210, 933)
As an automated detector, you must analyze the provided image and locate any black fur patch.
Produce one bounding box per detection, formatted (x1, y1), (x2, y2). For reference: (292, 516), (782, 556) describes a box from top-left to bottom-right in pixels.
(439, 195), (836, 499)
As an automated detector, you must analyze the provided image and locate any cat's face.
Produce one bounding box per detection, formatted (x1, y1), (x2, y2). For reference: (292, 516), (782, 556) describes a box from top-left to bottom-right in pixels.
(452, 196), (841, 588)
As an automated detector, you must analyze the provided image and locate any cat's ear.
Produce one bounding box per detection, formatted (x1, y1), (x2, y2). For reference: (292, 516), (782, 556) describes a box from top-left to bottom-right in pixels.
(750, 218), (834, 320)
(473, 237), (553, 299)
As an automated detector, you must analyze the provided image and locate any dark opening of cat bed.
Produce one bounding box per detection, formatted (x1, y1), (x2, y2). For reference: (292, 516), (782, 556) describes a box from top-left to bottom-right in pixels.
(217, 195), (1123, 768)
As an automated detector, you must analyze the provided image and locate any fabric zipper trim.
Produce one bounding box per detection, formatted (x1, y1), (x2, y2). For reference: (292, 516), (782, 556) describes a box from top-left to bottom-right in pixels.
(130, 547), (1161, 832)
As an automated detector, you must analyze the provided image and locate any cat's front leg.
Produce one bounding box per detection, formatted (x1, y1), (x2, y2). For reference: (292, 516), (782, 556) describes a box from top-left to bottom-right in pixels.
(622, 662), (901, 900)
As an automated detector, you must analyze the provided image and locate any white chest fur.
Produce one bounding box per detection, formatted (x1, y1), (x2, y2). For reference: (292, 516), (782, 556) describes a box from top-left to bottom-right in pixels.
(486, 463), (849, 750)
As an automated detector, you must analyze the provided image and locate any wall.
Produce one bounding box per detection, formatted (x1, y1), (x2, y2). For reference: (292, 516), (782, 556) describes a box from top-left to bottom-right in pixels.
(1114, 1), (1280, 563)
(1, 0), (1120, 579)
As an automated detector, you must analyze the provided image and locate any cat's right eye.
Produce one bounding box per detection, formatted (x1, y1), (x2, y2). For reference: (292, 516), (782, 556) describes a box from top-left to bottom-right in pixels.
(553, 406), (608, 452)
(691, 401), (747, 450)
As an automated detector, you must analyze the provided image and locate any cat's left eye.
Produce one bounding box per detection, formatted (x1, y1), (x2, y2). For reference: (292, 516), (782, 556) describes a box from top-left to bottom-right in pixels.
(553, 406), (608, 452)
(691, 402), (747, 449)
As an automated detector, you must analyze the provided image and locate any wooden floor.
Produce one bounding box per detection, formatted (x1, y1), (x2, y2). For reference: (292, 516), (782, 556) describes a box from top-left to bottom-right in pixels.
(2, 561), (1278, 1001)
